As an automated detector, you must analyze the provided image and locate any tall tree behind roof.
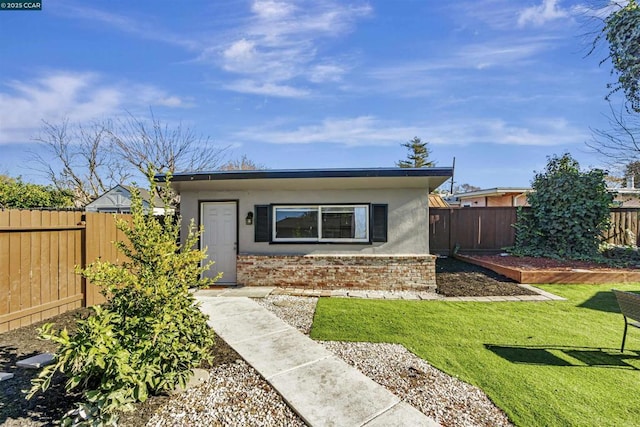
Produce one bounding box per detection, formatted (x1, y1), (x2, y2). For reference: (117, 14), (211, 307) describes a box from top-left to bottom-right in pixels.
(396, 136), (435, 168)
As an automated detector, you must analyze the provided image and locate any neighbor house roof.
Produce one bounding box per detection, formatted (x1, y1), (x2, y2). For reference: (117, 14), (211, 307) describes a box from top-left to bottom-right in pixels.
(454, 187), (531, 199)
(428, 194), (450, 207)
(85, 185), (166, 210)
(156, 167), (454, 193)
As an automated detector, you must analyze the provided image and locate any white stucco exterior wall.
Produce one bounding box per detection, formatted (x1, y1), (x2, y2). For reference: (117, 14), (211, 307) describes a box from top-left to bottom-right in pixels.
(178, 187), (429, 255)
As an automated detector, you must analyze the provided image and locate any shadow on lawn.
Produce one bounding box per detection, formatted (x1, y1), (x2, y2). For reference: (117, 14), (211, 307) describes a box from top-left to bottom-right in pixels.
(577, 291), (623, 314)
(485, 344), (640, 369)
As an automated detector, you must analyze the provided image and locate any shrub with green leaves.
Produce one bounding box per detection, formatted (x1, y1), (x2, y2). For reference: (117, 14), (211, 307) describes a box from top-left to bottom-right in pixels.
(28, 173), (218, 426)
(511, 153), (613, 260)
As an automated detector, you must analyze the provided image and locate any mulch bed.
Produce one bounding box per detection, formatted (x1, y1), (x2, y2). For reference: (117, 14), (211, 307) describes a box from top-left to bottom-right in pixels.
(435, 257), (537, 297)
(0, 258), (537, 426)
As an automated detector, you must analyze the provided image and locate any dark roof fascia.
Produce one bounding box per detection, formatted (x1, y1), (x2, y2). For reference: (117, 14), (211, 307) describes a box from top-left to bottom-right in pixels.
(155, 168), (454, 183)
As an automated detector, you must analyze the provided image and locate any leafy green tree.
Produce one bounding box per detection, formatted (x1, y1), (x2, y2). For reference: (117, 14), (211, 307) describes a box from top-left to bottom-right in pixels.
(0, 175), (73, 208)
(597, 0), (640, 111)
(28, 172), (218, 425)
(511, 153), (613, 260)
(396, 137), (435, 168)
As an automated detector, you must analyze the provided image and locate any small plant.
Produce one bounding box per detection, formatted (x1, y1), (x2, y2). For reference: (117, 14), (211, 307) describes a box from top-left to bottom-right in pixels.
(28, 171), (218, 426)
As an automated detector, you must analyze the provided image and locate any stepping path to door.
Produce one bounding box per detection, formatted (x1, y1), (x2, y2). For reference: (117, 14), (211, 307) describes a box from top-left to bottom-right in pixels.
(197, 296), (440, 427)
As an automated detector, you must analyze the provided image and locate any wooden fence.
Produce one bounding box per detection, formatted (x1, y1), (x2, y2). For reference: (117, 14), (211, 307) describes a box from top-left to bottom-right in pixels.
(429, 207), (640, 255)
(0, 210), (130, 332)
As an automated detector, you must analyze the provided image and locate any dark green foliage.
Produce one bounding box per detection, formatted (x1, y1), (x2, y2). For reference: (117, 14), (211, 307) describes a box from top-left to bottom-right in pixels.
(601, 0), (640, 112)
(396, 136), (435, 168)
(0, 175), (73, 208)
(511, 154), (613, 260)
(28, 173), (217, 426)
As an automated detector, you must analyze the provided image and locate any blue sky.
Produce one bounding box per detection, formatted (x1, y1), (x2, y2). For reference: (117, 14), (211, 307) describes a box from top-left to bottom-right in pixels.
(0, 0), (626, 189)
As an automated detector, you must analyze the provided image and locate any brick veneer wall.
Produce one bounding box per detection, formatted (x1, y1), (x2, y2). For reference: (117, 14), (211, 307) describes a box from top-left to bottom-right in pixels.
(237, 254), (436, 291)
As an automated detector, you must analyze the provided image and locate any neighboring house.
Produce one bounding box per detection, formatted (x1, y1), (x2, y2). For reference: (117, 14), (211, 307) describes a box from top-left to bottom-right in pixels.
(158, 167), (453, 290)
(85, 185), (170, 215)
(612, 189), (640, 207)
(451, 187), (531, 207)
(448, 185), (640, 208)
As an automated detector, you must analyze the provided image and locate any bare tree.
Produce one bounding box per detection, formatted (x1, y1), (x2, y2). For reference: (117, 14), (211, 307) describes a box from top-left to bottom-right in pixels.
(586, 103), (640, 169)
(107, 111), (228, 176)
(219, 155), (264, 171)
(31, 119), (130, 206)
(30, 111), (228, 206)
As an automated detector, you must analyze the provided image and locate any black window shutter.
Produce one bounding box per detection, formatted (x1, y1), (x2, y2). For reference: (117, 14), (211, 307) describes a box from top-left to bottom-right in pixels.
(254, 205), (271, 242)
(371, 204), (388, 242)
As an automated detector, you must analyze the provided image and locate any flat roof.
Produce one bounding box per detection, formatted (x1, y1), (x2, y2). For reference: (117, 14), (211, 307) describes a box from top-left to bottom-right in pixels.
(157, 167), (454, 193)
(156, 167), (453, 182)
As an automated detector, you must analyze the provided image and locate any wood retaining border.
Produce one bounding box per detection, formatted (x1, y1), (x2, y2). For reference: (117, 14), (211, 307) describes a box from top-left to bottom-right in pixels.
(455, 254), (640, 284)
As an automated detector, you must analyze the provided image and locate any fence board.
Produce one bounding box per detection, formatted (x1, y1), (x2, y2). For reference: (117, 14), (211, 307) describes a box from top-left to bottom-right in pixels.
(0, 212), (9, 333)
(19, 211), (32, 327)
(30, 210), (42, 323)
(0, 210), (131, 332)
(49, 211), (60, 318)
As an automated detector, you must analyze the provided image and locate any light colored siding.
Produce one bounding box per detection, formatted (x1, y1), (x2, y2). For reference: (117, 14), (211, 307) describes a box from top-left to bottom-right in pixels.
(179, 188), (429, 255)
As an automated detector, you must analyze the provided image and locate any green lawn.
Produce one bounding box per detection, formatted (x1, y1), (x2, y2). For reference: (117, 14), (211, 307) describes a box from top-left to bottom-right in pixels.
(310, 285), (640, 427)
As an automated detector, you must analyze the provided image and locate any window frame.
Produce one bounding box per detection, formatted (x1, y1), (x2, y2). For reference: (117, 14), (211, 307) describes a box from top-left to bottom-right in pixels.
(272, 204), (370, 243)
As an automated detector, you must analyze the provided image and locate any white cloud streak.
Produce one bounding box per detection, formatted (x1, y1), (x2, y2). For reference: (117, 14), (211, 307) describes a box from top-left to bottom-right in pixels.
(0, 71), (189, 144)
(58, 4), (200, 50)
(234, 116), (588, 147)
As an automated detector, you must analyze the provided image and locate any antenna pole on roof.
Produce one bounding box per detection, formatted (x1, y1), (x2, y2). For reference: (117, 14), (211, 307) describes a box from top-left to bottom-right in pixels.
(450, 156), (456, 194)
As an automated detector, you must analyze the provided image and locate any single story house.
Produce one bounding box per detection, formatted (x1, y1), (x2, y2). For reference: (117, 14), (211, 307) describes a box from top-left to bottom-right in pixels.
(85, 185), (170, 215)
(157, 167), (453, 291)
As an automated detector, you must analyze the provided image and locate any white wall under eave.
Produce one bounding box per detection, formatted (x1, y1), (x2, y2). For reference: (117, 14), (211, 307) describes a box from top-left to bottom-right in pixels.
(178, 187), (429, 255)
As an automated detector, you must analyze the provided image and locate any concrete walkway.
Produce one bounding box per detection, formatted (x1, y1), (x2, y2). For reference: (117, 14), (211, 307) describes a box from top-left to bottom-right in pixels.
(197, 296), (440, 427)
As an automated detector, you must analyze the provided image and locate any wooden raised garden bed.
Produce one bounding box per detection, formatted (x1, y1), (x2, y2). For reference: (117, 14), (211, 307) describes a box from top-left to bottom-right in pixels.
(456, 254), (640, 284)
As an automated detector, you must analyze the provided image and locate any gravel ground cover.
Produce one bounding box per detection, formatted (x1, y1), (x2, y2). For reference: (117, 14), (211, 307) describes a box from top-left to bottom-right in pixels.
(3, 258), (521, 426)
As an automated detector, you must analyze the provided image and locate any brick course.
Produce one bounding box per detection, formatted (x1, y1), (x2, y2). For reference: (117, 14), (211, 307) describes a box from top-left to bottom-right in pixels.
(236, 254), (437, 291)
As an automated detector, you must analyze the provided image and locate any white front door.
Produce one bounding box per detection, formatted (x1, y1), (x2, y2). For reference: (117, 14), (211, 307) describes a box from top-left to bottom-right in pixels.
(200, 202), (237, 284)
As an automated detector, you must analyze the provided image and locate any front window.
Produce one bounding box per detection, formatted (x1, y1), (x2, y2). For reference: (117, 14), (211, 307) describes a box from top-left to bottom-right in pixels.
(273, 205), (369, 242)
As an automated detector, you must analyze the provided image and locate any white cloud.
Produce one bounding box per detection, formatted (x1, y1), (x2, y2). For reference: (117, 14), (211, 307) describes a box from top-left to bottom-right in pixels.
(224, 80), (310, 98)
(251, 0), (295, 20)
(0, 71), (189, 144)
(217, 0), (370, 95)
(308, 64), (346, 83)
(518, 0), (569, 27)
(234, 116), (588, 147)
(223, 39), (257, 64)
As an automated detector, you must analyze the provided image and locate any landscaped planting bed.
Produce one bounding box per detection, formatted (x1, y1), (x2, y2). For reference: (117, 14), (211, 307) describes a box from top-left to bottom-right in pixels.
(458, 254), (640, 284)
